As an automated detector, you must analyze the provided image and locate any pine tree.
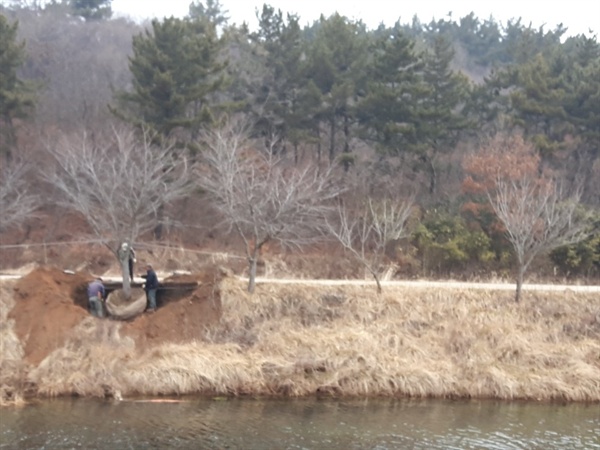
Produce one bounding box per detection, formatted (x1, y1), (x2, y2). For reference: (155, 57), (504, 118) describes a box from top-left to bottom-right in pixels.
(358, 24), (422, 152)
(111, 17), (227, 144)
(499, 39), (599, 159)
(415, 35), (471, 195)
(304, 14), (369, 162)
(0, 14), (35, 162)
(188, 0), (229, 27)
(251, 7), (300, 140)
(70, 0), (112, 21)
(563, 36), (600, 158)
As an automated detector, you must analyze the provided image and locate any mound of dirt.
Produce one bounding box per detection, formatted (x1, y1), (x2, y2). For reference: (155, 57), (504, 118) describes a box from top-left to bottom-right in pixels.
(7, 266), (226, 365)
(9, 267), (92, 365)
(119, 267), (225, 350)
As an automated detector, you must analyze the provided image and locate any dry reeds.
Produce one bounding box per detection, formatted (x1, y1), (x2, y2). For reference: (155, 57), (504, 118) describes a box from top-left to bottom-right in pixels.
(208, 279), (600, 401)
(0, 280), (27, 406)
(28, 318), (135, 399)
(2, 277), (599, 402)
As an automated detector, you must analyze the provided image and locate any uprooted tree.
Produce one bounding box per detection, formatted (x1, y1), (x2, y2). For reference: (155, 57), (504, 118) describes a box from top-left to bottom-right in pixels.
(464, 134), (593, 302)
(196, 120), (341, 293)
(45, 126), (192, 298)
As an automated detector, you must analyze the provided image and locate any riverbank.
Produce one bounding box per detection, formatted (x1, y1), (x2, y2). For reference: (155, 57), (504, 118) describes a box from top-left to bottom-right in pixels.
(1, 268), (599, 405)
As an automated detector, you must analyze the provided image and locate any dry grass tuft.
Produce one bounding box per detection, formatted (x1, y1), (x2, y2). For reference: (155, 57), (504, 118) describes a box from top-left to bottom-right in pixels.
(28, 318), (135, 399)
(0, 280), (29, 406)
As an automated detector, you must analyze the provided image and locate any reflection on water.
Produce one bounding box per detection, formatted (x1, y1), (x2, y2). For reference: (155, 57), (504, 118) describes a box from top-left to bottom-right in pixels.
(1, 397), (599, 449)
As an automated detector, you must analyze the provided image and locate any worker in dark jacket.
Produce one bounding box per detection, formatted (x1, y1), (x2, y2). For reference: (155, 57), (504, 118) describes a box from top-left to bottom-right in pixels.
(87, 277), (105, 318)
(143, 264), (159, 312)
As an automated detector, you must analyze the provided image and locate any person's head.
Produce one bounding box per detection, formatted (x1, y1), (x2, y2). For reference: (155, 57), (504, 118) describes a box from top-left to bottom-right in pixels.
(146, 264), (153, 270)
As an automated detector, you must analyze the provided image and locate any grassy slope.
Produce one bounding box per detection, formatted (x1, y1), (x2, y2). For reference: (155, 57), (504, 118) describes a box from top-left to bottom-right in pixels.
(2, 278), (599, 403)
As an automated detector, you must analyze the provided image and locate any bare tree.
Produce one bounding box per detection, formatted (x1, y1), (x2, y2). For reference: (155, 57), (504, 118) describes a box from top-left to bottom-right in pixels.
(327, 195), (414, 293)
(196, 120), (341, 293)
(466, 134), (593, 302)
(0, 159), (39, 231)
(490, 175), (591, 302)
(45, 126), (192, 298)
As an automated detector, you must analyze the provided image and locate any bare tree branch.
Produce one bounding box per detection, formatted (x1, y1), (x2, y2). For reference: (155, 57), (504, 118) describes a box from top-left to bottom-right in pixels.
(196, 120), (341, 292)
(326, 195), (414, 293)
(490, 170), (591, 302)
(44, 126), (193, 297)
(0, 159), (39, 232)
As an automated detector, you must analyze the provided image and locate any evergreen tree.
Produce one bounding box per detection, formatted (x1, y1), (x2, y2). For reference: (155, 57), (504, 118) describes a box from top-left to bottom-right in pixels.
(415, 35), (471, 195)
(0, 14), (35, 162)
(304, 13), (369, 162)
(496, 37), (599, 159)
(508, 51), (571, 154)
(358, 24), (422, 152)
(188, 0), (229, 27)
(249, 5), (318, 160)
(70, 0), (112, 21)
(563, 36), (600, 159)
(501, 20), (566, 65)
(476, 31), (598, 204)
(111, 16), (227, 144)
(455, 13), (503, 66)
(251, 6), (298, 139)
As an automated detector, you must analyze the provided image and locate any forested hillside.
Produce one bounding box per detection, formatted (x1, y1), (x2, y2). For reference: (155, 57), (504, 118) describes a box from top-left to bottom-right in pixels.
(1, 0), (598, 284)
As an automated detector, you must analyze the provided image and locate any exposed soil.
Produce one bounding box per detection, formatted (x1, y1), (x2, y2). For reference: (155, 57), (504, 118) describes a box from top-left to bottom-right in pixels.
(119, 269), (224, 350)
(8, 266), (225, 366)
(9, 268), (90, 365)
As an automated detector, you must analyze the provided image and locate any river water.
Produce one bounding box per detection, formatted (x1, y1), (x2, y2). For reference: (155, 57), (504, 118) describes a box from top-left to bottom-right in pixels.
(1, 397), (598, 449)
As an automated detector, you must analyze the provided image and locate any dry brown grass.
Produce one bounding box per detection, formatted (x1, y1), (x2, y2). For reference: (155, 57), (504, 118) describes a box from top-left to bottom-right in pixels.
(28, 318), (136, 399)
(2, 277), (599, 402)
(0, 280), (28, 406)
(207, 279), (600, 401)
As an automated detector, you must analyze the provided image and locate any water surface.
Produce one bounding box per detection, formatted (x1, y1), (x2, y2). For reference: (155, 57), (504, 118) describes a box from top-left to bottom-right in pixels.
(1, 397), (598, 449)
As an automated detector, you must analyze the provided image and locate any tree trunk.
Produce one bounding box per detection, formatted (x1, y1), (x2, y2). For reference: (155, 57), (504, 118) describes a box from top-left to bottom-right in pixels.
(374, 276), (382, 294)
(428, 154), (437, 195)
(367, 267), (383, 294)
(294, 142), (298, 165)
(343, 113), (350, 154)
(2, 116), (16, 164)
(246, 243), (262, 294)
(120, 256), (132, 299)
(117, 243), (132, 299)
(247, 256), (257, 293)
(329, 116), (336, 162)
(154, 204), (165, 240)
(316, 129), (322, 163)
(515, 267), (524, 303)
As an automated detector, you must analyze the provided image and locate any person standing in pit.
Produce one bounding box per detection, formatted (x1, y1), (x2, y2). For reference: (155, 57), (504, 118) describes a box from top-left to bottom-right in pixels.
(87, 277), (105, 318)
(143, 264), (159, 312)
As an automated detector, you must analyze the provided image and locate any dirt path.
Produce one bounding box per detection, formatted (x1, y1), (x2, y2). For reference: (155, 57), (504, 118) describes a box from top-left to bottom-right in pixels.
(245, 277), (600, 292)
(2, 273), (599, 292)
(0, 274), (600, 292)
